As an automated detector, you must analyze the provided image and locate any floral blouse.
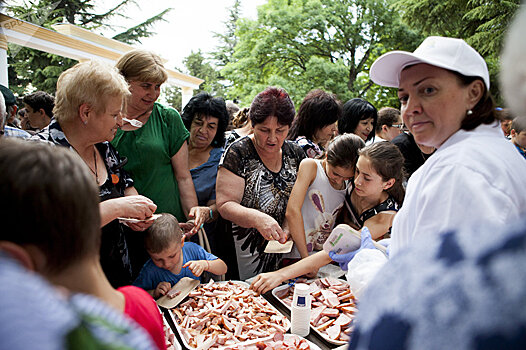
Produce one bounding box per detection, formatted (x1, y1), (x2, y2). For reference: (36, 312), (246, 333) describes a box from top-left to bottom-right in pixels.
(219, 136), (305, 279)
(293, 136), (324, 159)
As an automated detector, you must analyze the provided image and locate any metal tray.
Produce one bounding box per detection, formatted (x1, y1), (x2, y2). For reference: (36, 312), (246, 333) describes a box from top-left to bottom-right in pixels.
(272, 278), (356, 346)
(161, 307), (182, 350)
(168, 281), (291, 349)
(220, 334), (322, 350)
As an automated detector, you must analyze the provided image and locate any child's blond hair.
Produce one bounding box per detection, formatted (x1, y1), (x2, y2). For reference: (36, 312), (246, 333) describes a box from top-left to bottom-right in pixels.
(145, 213), (183, 254)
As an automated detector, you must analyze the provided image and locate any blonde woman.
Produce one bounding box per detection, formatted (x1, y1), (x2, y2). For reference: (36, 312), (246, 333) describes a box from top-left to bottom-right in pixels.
(32, 60), (157, 287)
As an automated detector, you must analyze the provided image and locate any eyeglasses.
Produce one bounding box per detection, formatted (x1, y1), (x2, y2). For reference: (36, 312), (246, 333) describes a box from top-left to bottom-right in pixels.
(391, 124), (404, 130)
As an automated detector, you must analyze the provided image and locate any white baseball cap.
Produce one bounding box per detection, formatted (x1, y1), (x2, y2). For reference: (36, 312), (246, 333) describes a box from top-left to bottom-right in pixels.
(370, 36), (490, 89)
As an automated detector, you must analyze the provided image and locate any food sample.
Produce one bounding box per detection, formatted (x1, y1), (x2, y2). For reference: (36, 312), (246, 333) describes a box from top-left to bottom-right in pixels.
(224, 332), (316, 350)
(170, 281), (290, 349)
(274, 278), (357, 344)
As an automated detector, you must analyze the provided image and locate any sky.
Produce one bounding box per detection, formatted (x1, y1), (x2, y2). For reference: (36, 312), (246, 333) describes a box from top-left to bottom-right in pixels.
(98, 0), (268, 71)
(6, 0), (267, 70)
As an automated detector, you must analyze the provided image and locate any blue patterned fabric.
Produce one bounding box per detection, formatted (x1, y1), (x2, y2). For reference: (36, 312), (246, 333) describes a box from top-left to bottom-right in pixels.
(0, 252), (156, 350)
(3, 125), (30, 138)
(349, 216), (526, 350)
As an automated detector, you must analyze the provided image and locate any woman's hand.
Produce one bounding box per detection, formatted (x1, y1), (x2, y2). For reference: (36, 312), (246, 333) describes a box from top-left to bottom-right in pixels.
(126, 219), (154, 232)
(119, 195), (157, 220)
(183, 260), (208, 277)
(188, 206), (210, 235)
(256, 215), (287, 243)
(250, 272), (284, 295)
(154, 281), (172, 299)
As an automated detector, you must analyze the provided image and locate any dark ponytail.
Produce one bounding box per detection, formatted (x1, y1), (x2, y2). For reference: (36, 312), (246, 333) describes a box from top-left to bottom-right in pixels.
(359, 141), (405, 206)
(325, 133), (365, 169)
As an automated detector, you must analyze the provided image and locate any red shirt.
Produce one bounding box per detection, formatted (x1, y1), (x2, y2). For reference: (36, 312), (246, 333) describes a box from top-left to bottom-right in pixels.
(117, 286), (166, 350)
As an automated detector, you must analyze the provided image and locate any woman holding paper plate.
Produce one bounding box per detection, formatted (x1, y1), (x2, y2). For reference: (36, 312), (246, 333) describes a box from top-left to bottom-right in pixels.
(33, 60), (157, 287)
(216, 87), (305, 280)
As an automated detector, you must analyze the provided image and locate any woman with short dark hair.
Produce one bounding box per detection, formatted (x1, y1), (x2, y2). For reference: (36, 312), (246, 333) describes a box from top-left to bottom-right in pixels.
(288, 89), (341, 158)
(216, 87), (305, 279)
(181, 92), (229, 252)
(338, 98), (378, 142)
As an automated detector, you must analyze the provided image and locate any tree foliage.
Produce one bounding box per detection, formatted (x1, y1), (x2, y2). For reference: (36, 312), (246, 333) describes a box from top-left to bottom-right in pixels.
(5, 0), (170, 95)
(163, 50), (226, 112)
(212, 0), (241, 69)
(393, 0), (521, 102)
(221, 0), (422, 108)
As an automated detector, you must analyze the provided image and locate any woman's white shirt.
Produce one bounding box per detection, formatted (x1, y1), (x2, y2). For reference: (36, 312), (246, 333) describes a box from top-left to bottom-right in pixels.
(391, 123), (526, 257)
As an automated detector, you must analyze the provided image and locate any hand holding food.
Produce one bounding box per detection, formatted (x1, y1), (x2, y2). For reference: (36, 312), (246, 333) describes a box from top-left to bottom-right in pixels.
(188, 206), (210, 235)
(250, 271), (285, 295)
(154, 281), (172, 299)
(256, 215), (287, 243)
(119, 195), (157, 220)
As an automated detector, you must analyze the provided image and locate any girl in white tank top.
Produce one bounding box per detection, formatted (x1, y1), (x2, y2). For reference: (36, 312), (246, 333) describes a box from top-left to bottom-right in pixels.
(285, 134), (365, 259)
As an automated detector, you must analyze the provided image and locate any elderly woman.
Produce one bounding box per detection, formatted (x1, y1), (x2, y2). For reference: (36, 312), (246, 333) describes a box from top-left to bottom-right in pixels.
(338, 98), (378, 143)
(216, 87), (306, 280)
(32, 60), (157, 287)
(181, 92), (229, 251)
(288, 89), (341, 158)
(368, 36), (526, 257)
(112, 49), (207, 232)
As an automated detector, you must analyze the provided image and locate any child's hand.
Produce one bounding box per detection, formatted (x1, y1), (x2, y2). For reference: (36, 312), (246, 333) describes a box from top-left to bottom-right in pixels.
(154, 281), (172, 299)
(183, 260), (209, 277)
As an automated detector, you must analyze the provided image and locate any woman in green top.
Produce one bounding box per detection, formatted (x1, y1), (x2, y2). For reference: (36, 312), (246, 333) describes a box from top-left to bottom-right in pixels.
(112, 49), (208, 234)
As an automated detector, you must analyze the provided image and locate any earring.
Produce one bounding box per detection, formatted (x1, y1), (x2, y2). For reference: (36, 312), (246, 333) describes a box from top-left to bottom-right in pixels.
(83, 120), (88, 125)
(466, 109), (473, 116)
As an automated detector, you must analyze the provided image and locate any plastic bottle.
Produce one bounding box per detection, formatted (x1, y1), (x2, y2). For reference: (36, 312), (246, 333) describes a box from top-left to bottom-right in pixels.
(291, 283), (311, 336)
(322, 224), (361, 254)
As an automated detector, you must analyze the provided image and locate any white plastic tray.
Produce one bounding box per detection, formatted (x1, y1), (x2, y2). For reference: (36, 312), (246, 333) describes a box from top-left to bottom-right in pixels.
(272, 278), (355, 346)
(168, 281), (291, 349)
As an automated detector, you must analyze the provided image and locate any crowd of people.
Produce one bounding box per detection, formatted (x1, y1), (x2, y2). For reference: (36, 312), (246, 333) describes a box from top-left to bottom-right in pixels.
(1, 15), (526, 349)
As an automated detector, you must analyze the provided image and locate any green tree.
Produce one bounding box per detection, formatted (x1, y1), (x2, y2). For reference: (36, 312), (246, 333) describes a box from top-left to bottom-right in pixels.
(5, 0), (170, 95)
(183, 50), (226, 98)
(163, 50), (226, 112)
(163, 85), (182, 112)
(222, 0), (421, 107)
(212, 0), (241, 68)
(393, 0), (521, 102)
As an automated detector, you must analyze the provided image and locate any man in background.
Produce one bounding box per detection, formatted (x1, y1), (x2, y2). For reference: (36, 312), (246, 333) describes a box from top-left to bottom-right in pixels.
(0, 85), (30, 138)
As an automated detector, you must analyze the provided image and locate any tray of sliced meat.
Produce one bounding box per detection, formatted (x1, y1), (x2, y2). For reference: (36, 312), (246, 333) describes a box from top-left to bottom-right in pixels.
(272, 277), (357, 345)
(161, 307), (182, 350)
(222, 332), (321, 350)
(168, 280), (290, 349)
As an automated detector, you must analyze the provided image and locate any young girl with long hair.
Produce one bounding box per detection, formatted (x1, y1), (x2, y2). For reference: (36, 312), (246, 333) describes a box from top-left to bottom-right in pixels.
(251, 141), (405, 294)
(285, 133), (365, 259)
(344, 141), (405, 240)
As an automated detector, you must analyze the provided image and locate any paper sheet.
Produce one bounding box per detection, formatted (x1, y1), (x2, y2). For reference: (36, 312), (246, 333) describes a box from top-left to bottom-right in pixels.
(156, 277), (200, 309)
(264, 240), (294, 253)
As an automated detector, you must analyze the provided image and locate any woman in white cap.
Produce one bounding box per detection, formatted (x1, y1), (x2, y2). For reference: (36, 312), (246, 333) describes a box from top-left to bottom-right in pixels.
(366, 36), (526, 257)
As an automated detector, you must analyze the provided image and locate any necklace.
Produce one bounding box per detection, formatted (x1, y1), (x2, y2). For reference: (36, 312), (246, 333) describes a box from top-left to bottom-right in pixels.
(72, 146), (99, 184)
(90, 148), (99, 184)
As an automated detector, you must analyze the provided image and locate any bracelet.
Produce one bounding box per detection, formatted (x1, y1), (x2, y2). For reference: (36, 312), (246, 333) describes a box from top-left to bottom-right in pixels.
(209, 208), (213, 220)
